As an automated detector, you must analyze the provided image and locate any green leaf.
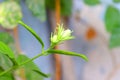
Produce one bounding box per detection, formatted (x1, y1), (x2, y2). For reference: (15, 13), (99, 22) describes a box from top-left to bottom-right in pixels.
(47, 50), (88, 61)
(26, 0), (46, 21)
(19, 21), (44, 48)
(0, 53), (13, 70)
(105, 5), (120, 48)
(0, 41), (17, 66)
(113, 0), (120, 3)
(105, 5), (120, 32)
(109, 27), (120, 48)
(16, 55), (39, 70)
(25, 70), (43, 80)
(83, 0), (100, 6)
(0, 32), (14, 45)
(16, 54), (48, 79)
(0, 1), (22, 29)
(0, 41), (15, 59)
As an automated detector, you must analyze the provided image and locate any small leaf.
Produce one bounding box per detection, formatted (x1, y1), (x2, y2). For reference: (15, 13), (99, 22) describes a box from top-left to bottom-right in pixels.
(113, 0), (120, 3)
(0, 41), (15, 59)
(47, 50), (88, 61)
(105, 5), (120, 32)
(19, 21), (44, 48)
(83, 0), (100, 6)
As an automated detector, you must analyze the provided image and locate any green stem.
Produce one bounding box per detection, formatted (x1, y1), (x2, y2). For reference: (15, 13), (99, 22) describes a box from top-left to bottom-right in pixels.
(19, 53), (44, 66)
(0, 66), (15, 76)
(0, 50), (48, 76)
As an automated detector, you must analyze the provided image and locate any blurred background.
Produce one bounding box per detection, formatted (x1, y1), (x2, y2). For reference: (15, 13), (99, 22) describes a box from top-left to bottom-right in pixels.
(0, 0), (120, 80)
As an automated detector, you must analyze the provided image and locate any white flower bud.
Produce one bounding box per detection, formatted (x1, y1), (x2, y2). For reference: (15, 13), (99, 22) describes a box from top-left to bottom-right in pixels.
(51, 35), (58, 43)
(62, 29), (72, 38)
(50, 24), (74, 45)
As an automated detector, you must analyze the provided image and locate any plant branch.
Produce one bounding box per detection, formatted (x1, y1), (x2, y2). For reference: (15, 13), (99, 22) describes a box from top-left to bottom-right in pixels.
(19, 53), (44, 67)
(0, 66), (15, 76)
(0, 50), (47, 76)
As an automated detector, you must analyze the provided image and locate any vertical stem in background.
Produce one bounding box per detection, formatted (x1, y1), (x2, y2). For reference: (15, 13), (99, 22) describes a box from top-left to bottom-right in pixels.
(13, 27), (26, 80)
(54, 0), (61, 80)
(13, 27), (21, 52)
(55, 0), (60, 24)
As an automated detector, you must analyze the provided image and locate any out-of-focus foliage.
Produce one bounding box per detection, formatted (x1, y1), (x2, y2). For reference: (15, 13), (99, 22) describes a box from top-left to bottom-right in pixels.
(109, 27), (120, 48)
(26, 0), (46, 21)
(45, 0), (72, 16)
(83, 0), (100, 6)
(105, 5), (120, 48)
(0, 32), (14, 45)
(105, 6), (120, 48)
(113, 0), (120, 3)
(105, 5), (120, 33)
(0, 1), (22, 29)
(45, 0), (55, 10)
(61, 0), (72, 16)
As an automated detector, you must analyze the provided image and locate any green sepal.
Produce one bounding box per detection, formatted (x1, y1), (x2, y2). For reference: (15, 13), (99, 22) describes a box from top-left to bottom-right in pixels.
(19, 21), (44, 49)
(47, 49), (88, 61)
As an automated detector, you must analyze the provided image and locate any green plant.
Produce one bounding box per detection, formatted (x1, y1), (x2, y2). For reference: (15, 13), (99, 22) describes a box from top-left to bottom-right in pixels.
(0, 21), (88, 79)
